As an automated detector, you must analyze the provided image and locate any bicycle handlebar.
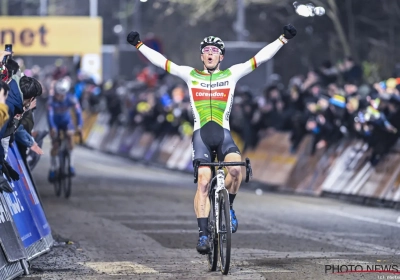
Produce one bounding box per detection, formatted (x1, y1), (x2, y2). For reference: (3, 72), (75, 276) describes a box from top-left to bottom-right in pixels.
(193, 158), (253, 184)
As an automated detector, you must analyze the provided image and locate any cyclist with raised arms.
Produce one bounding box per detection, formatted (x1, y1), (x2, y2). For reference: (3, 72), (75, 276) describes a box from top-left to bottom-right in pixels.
(127, 24), (297, 254)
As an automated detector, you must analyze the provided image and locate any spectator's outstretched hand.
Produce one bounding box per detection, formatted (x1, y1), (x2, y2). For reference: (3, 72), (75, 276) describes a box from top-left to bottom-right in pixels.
(31, 142), (44, 155)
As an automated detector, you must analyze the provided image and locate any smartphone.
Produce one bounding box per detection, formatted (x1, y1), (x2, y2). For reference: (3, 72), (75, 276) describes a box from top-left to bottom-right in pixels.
(2, 44), (12, 64)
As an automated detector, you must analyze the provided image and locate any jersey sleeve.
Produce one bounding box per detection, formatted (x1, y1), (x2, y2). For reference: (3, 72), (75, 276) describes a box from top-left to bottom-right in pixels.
(47, 96), (56, 129)
(229, 38), (285, 81)
(69, 95), (83, 128)
(137, 44), (192, 82)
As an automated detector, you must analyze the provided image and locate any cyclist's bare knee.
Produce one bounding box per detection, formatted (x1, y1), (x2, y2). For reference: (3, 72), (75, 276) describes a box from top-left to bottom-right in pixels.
(228, 166), (241, 179)
(224, 153), (242, 179)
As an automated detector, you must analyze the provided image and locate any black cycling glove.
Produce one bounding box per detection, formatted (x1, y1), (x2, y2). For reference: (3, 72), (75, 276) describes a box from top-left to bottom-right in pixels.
(283, 24), (297, 39)
(127, 31), (142, 47)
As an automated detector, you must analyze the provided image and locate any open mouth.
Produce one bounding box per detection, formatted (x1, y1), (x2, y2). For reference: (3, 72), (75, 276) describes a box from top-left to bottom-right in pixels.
(208, 57), (213, 63)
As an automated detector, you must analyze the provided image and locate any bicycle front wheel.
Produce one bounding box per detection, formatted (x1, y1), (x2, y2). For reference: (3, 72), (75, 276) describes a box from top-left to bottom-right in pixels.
(218, 189), (231, 275)
(208, 192), (218, 271)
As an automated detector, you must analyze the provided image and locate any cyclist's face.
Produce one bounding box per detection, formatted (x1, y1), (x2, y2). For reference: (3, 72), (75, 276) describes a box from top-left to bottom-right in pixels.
(55, 93), (66, 101)
(201, 46), (223, 70)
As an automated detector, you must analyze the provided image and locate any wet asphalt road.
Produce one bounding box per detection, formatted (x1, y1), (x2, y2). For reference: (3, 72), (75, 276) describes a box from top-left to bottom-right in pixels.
(18, 140), (400, 280)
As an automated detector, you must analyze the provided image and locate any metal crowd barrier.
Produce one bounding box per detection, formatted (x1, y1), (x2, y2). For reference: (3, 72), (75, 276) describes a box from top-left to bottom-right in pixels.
(86, 112), (400, 208)
(0, 145), (54, 279)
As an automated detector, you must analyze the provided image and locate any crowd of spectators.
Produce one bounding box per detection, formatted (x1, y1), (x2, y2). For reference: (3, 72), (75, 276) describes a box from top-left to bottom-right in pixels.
(97, 56), (400, 166)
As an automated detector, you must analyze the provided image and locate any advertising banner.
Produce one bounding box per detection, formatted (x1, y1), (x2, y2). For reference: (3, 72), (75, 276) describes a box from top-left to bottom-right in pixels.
(0, 17), (102, 56)
(11, 147), (51, 238)
(2, 178), (41, 248)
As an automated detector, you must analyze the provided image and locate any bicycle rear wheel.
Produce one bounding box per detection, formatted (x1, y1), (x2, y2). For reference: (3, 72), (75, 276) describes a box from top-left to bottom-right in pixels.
(207, 192), (218, 271)
(218, 189), (231, 275)
(63, 152), (72, 199)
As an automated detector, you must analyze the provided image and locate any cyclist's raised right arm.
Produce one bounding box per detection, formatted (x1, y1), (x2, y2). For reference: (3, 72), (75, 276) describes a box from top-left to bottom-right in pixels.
(136, 44), (192, 81)
(127, 31), (192, 81)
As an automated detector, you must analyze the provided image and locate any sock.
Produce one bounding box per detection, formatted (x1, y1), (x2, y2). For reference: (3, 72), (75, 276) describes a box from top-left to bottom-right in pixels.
(197, 218), (208, 237)
(229, 193), (236, 209)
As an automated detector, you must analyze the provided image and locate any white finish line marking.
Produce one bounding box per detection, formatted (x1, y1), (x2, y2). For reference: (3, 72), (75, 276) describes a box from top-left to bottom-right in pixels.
(80, 261), (158, 275)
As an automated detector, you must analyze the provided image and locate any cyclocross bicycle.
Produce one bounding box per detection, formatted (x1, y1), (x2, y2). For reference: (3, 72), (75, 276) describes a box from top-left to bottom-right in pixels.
(53, 130), (82, 199)
(194, 157), (252, 275)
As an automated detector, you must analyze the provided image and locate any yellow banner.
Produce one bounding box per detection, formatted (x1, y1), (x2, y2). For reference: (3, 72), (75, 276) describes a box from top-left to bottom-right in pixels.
(0, 17), (102, 56)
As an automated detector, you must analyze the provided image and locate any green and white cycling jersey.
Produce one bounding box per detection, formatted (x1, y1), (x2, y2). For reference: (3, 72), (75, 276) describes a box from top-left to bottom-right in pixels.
(136, 37), (286, 131)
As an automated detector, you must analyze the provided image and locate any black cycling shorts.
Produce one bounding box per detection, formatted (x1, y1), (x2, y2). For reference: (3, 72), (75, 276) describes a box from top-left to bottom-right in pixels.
(192, 121), (240, 165)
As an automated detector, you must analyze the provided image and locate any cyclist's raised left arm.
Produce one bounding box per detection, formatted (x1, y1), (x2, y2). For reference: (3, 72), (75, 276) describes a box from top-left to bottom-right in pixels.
(230, 25), (297, 81)
(230, 39), (285, 80)
(127, 32), (192, 82)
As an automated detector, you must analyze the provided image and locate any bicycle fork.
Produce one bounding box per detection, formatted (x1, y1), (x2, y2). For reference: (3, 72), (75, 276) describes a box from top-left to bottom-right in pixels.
(214, 169), (231, 234)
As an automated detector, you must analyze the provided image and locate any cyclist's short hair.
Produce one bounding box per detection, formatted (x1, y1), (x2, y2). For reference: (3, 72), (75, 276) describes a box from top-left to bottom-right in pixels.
(20, 76), (42, 100)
